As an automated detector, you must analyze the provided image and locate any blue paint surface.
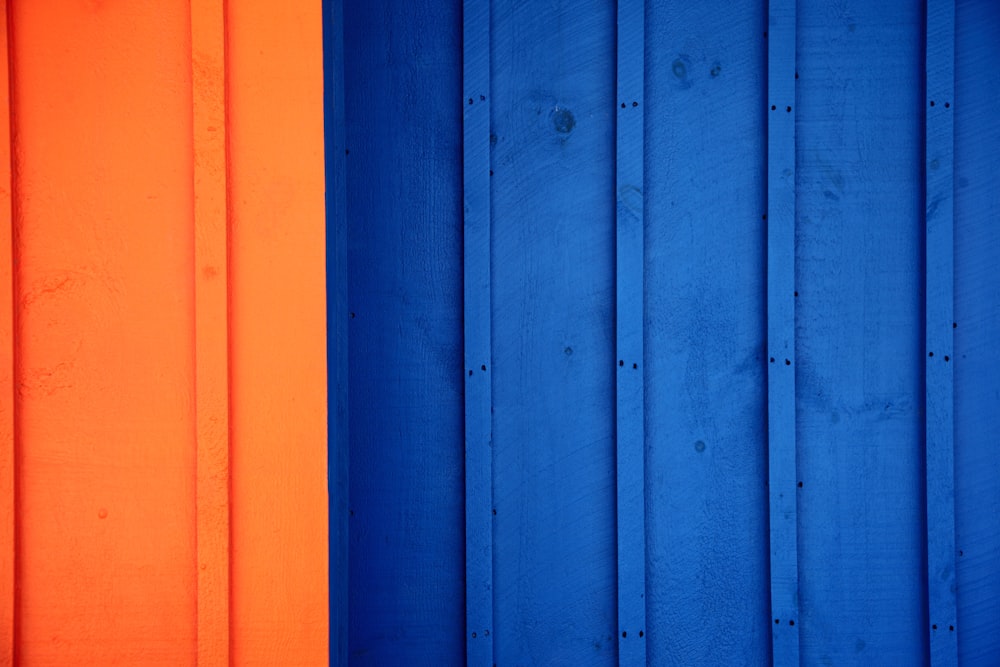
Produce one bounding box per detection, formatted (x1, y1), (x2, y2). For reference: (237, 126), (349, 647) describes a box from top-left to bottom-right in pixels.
(954, 0), (1000, 663)
(344, 2), (465, 664)
(644, 1), (771, 664)
(334, 1), (1000, 664)
(490, 2), (618, 664)
(796, 2), (926, 663)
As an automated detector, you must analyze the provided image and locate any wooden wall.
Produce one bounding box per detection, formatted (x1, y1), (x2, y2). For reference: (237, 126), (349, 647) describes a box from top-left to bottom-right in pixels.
(0, 2), (330, 665)
(343, 0), (1000, 665)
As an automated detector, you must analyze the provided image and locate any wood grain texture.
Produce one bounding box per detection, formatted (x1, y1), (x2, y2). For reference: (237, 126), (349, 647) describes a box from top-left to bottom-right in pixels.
(190, 0), (231, 663)
(9, 2), (198, 663)
(343, 1), (466, 664)
(924, 0), (957, 664)
(322, 0), (349, 664)
(766, 1), (800, 664)
(227, 1), (329, 664)
(615, 1), (646, 664)
(491, 2), (617, 664)
(644, 1), (770, 664)
(463, 0), (494, 664)
(954, 0), (1000, 663)
(796, 1), (926, 663)
(0, 3), (13, 664)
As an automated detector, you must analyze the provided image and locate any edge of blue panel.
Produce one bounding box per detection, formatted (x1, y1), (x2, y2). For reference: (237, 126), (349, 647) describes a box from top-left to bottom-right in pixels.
(322, 0), (349, 664)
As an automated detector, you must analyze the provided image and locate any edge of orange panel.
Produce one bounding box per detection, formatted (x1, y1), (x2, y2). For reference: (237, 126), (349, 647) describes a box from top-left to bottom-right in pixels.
(191, 0), (231, 664)
(0, 2), (15, 665)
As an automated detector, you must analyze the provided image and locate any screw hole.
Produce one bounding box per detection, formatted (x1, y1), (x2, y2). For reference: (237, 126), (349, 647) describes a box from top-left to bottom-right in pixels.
(632, 363), (638, 369)
(789, 620), (795, 626)
(621, 102), (626, 109)
(619, 360), (624, 367)
(933, 624), (938, 630)
(930, 100), (936, 107)
(481, 364), (487, 371)
(929, 352), (934, 357)
(770, 357), (775, 363)
(798, 481), (803, 488)
(771, 105), (777, 111)
(632, 101), (638, 107)
(945, 102), (950, 108)
(622, 631), (627, 638)
(775, 619), (780, 625)
(944, 355), (950, 362)
(785, 359), (791, 366)
(786, 106), (792, 112)
(639, 631), (644, 637)
(950, 625), (955, 631)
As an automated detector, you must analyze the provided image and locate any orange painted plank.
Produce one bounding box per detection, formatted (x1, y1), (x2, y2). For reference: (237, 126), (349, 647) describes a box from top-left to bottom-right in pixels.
(0, 2), (14, 666)
(191, 1), (231, 665)
(9, 2), (197, 665)
(227, 1), (328, 664)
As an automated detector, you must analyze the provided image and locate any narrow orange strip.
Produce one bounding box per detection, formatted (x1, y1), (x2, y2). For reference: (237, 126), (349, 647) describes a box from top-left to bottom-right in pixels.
(191, 0), (231, 664)
(0, 3), (14, 665)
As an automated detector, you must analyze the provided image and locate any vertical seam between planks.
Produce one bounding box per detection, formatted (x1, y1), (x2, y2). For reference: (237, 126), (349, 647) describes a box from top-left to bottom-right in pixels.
(766, 0), (800, 664)
(191, 0), (231, 663)
(463, 0), (493, 664)
(322, 0), (349, 664)
(0, 3), (14, 664)
(924, 0), (957, 663)
(616, 0), (646, 663)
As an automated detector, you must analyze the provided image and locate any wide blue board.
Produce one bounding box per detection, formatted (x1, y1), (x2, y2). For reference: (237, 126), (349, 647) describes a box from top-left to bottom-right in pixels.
(343, 2), (465, 664)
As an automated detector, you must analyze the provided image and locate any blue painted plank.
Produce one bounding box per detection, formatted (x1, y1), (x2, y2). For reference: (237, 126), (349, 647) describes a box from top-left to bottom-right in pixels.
(490, 1), (618, 664)
(322, 0), (348, 663)
(616, 0), (646, 664)
(463, 0), (493, 664)
(925, 0), (958, 664)
(344, 2), (465, 664)
(766, 1), (800, 664)
(795, 2), (926, 663)
(643, 2), (771, 664)
(954, 1), (1000, 664)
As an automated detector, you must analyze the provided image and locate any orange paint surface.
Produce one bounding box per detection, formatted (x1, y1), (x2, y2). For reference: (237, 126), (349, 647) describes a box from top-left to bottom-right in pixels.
(2, 1), (328, 664)
(227, 1), (329, 664)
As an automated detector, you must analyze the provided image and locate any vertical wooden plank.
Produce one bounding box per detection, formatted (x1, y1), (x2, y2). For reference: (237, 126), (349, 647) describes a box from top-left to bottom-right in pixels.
(925, 0), (957, 664)
(322, 0), (348, 664)
(766, 1), (799, 664)
(615, 0), (645, 663)
(190, 1), (230, 664)
(344, 2), (465, 663)
(11, 3), (198, 663)
(343, 2), (464, 663)
(953, 0), (1000, 662)
(0, 3), (13, 664)
(491, 2), (617, 664)
(643, 2), (770, 663)
(464, 0), (493, 664)
(796, 2), (926, 662)
(227, 1), (328, 664)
